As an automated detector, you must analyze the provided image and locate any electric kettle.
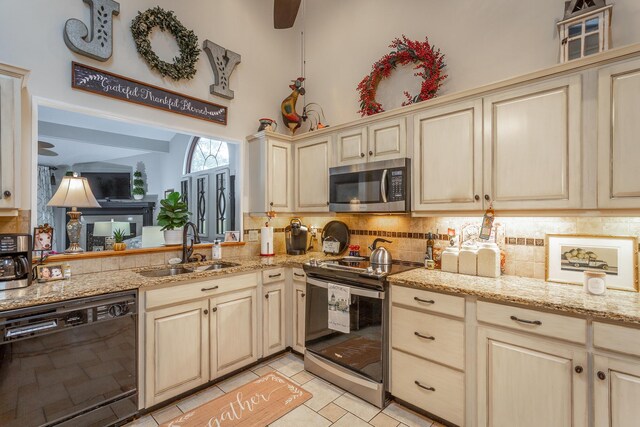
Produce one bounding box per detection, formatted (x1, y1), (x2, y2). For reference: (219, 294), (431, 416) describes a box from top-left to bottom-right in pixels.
(369, 238), (393, 265)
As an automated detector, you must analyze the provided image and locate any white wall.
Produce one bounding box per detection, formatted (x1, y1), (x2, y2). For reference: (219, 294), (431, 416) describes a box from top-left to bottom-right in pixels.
(300, 0), (640, 125)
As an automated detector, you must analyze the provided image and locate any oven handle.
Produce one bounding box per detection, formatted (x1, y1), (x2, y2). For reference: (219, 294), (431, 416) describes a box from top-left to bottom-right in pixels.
(380, 169), (388, 203)
(306, 277), (385, 299)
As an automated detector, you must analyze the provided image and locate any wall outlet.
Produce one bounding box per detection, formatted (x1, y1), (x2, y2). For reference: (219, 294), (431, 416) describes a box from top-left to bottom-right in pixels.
(248, 229), (259, 242)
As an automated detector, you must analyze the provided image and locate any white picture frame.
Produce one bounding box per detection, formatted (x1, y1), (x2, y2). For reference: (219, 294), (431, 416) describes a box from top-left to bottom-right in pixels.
(224, 231), (240, 242)
(546, 234), (638, 292)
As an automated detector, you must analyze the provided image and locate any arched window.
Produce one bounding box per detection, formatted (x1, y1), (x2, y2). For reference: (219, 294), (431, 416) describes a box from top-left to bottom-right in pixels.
(186, 137), (230, 174)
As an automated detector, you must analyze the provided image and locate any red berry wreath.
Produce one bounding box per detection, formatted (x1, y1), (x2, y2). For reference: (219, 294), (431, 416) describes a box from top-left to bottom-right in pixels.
(357, 35), (447, 117)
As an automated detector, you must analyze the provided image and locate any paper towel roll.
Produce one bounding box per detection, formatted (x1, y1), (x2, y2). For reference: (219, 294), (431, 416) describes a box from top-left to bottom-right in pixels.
(261, 226), (274, 256)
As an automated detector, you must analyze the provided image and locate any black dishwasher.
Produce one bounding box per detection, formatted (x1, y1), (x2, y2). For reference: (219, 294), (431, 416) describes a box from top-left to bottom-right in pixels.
(0, 291), (137, 427)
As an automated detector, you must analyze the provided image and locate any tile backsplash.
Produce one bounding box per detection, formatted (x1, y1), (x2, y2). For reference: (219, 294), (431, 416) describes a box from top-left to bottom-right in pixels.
(0, 210), (31, 234)
(243, 214), (640, 281)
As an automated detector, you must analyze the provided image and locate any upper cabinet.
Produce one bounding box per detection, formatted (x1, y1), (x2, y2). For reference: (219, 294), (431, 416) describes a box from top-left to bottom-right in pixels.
(294, 135), (331, 212)
(413, 99), (483, 211)
(0, 67), (26, 210)
(336, 127), (367, 166)
(247, 133), (293, 213)
(483, 75), (583, 210)
(335, 118), (407, 167)
(597, 58), (640, 209)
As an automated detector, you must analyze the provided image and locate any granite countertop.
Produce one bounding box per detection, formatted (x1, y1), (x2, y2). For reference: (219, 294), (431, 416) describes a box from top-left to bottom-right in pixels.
(0, 253), (332, 313)
(389, 269), (640, 325)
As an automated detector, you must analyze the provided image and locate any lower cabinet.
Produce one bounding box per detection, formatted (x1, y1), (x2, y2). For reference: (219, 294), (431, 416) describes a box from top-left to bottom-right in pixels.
(291, 282), (306, 353)
(263, 280), (286, 356)
(144, 300), (209, 407)
(594, 354), (640, 427)
(210, 288), (258, 378)
(477, 327), (588, 427)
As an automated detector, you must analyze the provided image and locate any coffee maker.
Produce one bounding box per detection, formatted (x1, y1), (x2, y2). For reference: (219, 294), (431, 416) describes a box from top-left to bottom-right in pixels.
(0, 234), (32, 290)
(285, 218), (309, 255)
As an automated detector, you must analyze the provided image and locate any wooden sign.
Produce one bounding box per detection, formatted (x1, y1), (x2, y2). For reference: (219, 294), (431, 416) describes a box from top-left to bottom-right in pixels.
(71, 62), (227, 125)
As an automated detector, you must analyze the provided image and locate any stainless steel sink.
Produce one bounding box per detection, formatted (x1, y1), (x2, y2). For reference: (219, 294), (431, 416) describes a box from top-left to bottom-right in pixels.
(194, 261), (241, 272)
(138, 267), (195, 277)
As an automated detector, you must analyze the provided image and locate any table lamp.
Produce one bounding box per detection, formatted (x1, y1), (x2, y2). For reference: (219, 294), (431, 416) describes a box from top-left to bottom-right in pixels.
(47, 172), (101, 253)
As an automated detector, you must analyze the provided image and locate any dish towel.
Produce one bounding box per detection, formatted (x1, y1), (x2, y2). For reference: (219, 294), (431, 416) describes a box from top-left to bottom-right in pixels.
(327, 283), (350, 333)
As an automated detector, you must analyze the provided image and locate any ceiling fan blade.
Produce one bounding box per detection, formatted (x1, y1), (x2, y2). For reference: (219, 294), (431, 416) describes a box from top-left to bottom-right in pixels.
(39, 148), (59, 157)
(38, 141), (55, 149)
(274, 0), (301, 29)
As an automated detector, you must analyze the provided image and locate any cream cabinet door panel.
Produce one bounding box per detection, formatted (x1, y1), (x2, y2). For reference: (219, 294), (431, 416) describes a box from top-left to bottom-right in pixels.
(594, 355), (640, 427)
(263, 281), (286, 356)
(0, 75), (18, 209)
(414, 100), (483, 211)
(368, 117), (406, 161)
(267, 141), (292, 211)
(598, 59), (640, 208)
(292, 283), (306, 353)
(294, 136), (331, 212)
(210, 289), (258, 378)
(145, 300), (209, 407)
(483, 75), (582, 209)
(336, 127), (367, 166)
(477, 327), (587, 427)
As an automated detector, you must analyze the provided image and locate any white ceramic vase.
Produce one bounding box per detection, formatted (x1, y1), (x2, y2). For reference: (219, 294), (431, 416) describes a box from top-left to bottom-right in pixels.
(163, 229), (182, 246)
(133, 194), (144, 200)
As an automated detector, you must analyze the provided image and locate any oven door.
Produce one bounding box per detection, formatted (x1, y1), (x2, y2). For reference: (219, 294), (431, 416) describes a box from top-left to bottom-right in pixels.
(305, 277), (386, 383)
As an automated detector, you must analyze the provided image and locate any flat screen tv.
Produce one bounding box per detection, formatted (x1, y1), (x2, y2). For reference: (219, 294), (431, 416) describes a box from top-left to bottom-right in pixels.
(82, 172), (132, 200)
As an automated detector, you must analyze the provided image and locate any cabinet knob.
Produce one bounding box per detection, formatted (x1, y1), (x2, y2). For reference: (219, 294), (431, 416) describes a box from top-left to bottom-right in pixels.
(474, 194), (480, 201)
(265, 294), (270, 299)
(326, 201), (330, 206)
(368, 150), (373, 156)
(301, 293), (306, 297)
(270, 202), (274, 206)
(597, 371), (606, 381)
(212, 307), (217, 312)
(3, 191), (11, 198)
(484, 194), (490, 201)
(203, 309), (209, 315)
(360, 153), (365, 158)
(574, 365), (583, 374)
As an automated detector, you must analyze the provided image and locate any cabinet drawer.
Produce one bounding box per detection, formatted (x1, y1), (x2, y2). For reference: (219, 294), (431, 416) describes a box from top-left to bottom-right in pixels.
(392, 306), (464, 370)
(145, 273), (258, 310)
(392, 350), (464, 426)
(292, 268), (306, 283)
(392, 285), (465, 318)
(262, 268), (285, 284)
(477, 301), (586, 344)
(594, 321), (640, 357)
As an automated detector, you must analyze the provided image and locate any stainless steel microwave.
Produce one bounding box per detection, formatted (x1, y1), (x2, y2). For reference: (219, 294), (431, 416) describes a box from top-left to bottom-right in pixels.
(329, 158), (410, 213)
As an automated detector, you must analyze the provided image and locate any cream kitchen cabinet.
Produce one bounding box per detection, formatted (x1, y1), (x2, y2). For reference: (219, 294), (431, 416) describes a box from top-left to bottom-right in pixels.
(262, 270), (286, 356)
(144, 299), (209, 407)
(594, 355), (640, 427)
(335, 118), (406, 167)
(597, 58), (640, 208)
(335, 127), (367, 166)
(483, 75), (583, 210)
(413, 99), (483, 211)
(210, 288), (258, 378)
(294, 135), (331, 212)
(291, 268), (307, 353)
(0, 67), (26, 210)
(247, 132), (293, 213)
(477, 327), (588, 427)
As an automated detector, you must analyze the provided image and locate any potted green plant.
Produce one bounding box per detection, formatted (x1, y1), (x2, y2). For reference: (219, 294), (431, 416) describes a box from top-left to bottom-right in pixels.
(113, 228), (127, 251)
(157, 191), (190, 245)
(133, 171), (145, 200)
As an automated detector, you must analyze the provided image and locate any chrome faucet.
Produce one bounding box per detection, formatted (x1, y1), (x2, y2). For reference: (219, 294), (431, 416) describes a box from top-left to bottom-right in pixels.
(182, 222), (201, 263)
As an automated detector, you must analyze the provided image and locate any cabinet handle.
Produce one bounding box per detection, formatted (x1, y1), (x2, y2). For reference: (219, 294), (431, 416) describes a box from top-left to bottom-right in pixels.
(510, 315), (542, 326)
(360, 153), (365, 158)
(597, 371), (606, 381)
(369, 150), (373, 156)
(574, 365), (583, 374)
(265, 294), (270, 299)
(414, 297), (435, 304)
(414, 331), (435, 340)
(294, 272), (305, 277)
(269, 273), (282, 278)
(474, 194), (480, 201)
(3, 191), (11, 198)
(484, 194), (491, 201)
(414, 380), (435, 391)
(201, 286), (219, 292)
(203, 309), (209, 315)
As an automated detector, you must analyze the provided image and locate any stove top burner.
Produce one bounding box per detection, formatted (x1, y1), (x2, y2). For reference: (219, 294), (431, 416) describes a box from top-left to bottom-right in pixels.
(305, 257), (420, 280)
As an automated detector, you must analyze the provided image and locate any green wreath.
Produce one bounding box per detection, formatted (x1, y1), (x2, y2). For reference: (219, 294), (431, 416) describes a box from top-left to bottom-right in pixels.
(131, 7), (199, 80)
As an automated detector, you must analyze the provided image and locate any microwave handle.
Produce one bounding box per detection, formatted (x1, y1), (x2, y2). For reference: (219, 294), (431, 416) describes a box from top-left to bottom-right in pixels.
(380, 169), (388, 203)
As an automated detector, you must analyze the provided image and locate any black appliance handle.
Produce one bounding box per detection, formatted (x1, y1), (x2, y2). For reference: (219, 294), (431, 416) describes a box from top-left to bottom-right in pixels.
(16, 256), (29, 277)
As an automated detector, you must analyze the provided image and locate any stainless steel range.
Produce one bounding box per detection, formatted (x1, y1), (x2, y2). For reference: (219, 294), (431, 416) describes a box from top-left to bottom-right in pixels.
(303, 257), (419, 408)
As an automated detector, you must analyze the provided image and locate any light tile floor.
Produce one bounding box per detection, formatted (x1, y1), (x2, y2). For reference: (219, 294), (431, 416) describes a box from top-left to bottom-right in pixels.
(125, 353), (445, 427)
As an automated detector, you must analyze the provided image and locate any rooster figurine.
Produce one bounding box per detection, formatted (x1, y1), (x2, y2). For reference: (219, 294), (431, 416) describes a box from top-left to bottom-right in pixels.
(281, 77), (306, 135)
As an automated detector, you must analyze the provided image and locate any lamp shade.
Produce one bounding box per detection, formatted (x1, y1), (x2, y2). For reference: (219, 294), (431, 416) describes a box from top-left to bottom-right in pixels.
(47, 175), (101, 208)
(93, 220), (131, 237)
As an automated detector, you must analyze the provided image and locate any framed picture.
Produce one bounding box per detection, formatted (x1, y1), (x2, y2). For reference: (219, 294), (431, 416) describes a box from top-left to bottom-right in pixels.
(546, 234), (638, 292)
(33, 224), (53, 251)
(224, 231), (240, 242)
(36, 264), (65, 282)
(164, 188), (175, 198)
